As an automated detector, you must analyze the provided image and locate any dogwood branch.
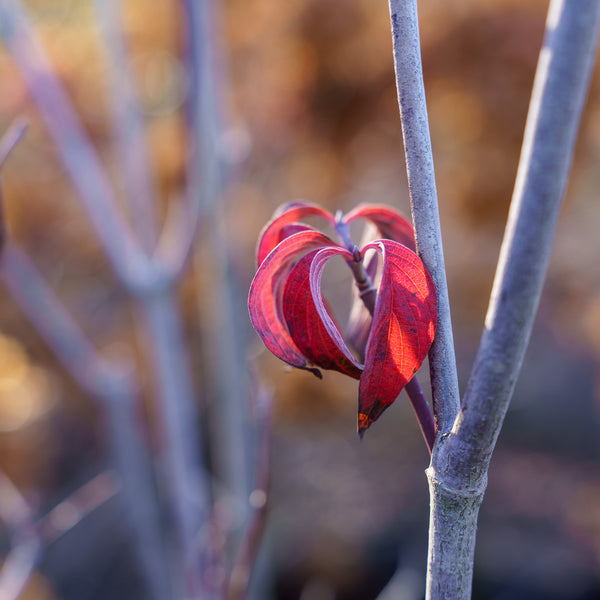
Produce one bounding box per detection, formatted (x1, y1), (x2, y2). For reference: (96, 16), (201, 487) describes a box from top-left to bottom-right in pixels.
(0, 0), (195, 296)
(0, 4), (214, 593)
(0, 120), (27, 251)
(426, 1), (600, 598)
(92, 0), (159, 251)
(388, 0), (461, 435)
(139, 0), (220, 286)
(0, 471), (40, 600)
(0, 0), (159, 291)
(0, 471), (119, 600)
(0, 245), (170, 600)
(447, 0), (600, 473)
(225, 385), (272, 600)
(182, 0), (257, 570)
(0, 119), (27, 168)
(0, 124), (169, 599)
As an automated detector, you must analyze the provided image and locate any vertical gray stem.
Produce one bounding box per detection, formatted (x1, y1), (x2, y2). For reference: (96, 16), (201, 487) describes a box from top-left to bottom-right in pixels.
(388, 0), (460, 434)
(140, 292), (212, 599)
(92, 0), (159, 251)
(443, 0), (600, 479)
(0, 0), (149, 283)
(425, 472), (484, 600)
(426, 1), (600, 598)
(0, 246), (170, 600)
(183, 0), (254, 556)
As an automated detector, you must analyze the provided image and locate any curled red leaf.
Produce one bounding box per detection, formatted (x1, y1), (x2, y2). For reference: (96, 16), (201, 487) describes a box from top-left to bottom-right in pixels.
(357, 240), (437, 435)
(248, 202), (437, 439)
(256, 202), (337, 266)
(249, 230), (340, 377)
(344, 203), (415, 250)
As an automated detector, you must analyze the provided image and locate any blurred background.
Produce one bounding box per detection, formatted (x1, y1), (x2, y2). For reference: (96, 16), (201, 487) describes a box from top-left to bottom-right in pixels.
(0, 0), (600, 599)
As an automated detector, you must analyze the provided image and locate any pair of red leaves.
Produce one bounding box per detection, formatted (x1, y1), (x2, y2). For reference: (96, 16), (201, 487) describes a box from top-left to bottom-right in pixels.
(248, 202), (437, 435)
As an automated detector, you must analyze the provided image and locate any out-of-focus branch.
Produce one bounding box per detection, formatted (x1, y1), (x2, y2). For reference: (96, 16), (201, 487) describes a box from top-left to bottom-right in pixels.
(1, 4), (212, 595)
(0, 472), (41, 600)
(0, 120), (28, 252)
(0, 119), (27, 168)
(181, 0), (253, 562)
(387, 0), (460, 436)
(36, 472), (118, 544)
(0, 0), (162, 293)
(150, 194), (201, 286)
(146, 0), (227, 288)
(0, 471), (116, 600)
(0, 538), (40, 600)
(0, 246), (170, 600)
(0, 245), (129, 400)
(92, 0), (158, 252)
(138, 293), (211, 600)
(225, 386), (272, 600)
(182, 0), (225, 214)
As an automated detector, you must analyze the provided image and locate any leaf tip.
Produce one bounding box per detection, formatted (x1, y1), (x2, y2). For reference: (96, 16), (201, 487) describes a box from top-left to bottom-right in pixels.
(306, 366), (323, 379)
(357, 412), (373, 438)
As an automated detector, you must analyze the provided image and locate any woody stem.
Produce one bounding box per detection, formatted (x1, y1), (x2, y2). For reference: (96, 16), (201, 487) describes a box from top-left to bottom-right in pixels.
(405, 378), (435, 453)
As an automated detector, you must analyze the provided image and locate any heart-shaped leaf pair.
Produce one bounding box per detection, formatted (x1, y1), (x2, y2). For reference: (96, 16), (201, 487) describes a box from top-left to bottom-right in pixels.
(248, 202), (436, 435)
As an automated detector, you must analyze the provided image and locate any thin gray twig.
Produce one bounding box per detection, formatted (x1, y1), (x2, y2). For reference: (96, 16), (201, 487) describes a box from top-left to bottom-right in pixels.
(0, 0), (159, 293)
(0, 472), (40, 600)
(0, 246), (170, 600)
(387, 0), (460, 436)
(92, 0), (159, 252)
(225, 386), (273, 600)
(0, 119), (27, 168)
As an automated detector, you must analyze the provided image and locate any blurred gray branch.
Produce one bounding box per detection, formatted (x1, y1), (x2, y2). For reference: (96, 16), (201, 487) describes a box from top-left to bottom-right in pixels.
(0, 0), (266, 598)
(0, 470), (118, 600)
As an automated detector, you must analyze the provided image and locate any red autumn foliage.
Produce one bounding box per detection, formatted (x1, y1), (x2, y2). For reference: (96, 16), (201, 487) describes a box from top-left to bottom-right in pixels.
(248, 202), (437, 435)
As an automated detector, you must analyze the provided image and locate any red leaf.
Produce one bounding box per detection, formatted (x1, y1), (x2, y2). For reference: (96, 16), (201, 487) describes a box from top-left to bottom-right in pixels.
(357, 240), (437, 435)
(344, 204), (415, 251)
(248, 230), (340, 377)
(283, 248), (362, 379)
(256, 202), (336, 266)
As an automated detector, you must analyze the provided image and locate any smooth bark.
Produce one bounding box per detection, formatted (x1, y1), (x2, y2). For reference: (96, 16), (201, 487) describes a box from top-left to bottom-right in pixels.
(389, 0), (600, 598)
(427, 0), (600, 598)
(388, 0), (461, 435)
